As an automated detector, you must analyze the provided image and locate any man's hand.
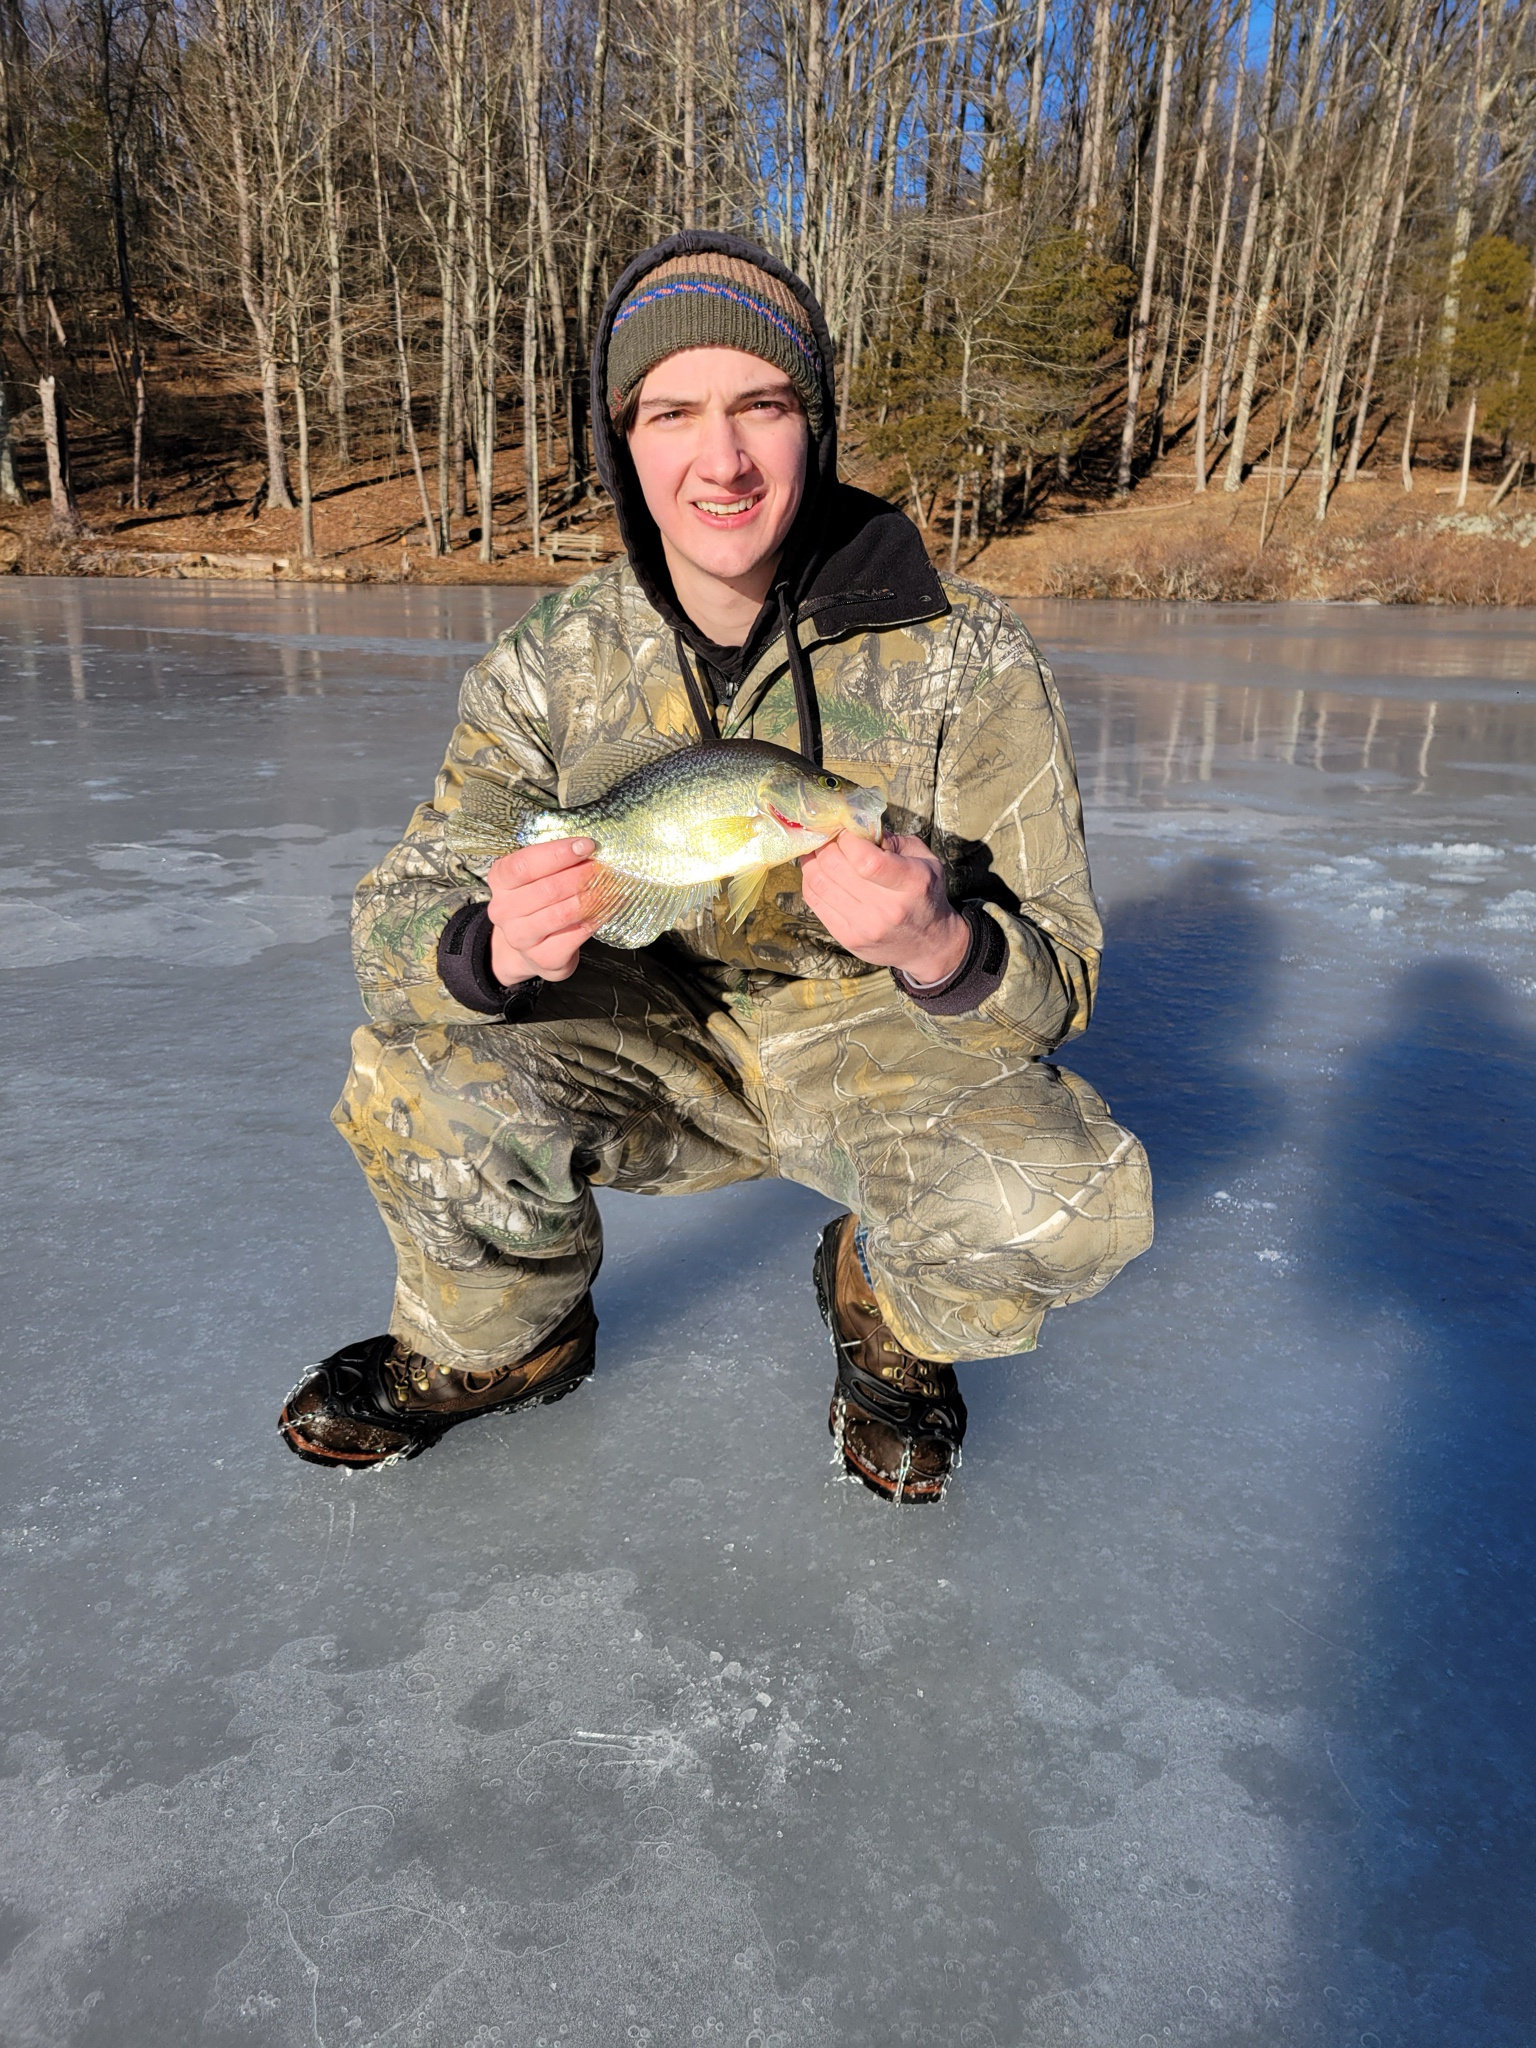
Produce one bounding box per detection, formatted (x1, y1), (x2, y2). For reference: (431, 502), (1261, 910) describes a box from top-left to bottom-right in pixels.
(799, 831), (970, 985)
(486, 838), (599, 986)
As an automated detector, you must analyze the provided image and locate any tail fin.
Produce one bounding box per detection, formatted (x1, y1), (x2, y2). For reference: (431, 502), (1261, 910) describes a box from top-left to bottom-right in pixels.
(444, 770), (554, 870)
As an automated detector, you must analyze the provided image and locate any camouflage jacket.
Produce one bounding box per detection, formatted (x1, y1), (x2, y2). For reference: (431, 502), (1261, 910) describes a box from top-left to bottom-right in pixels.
(352, 553), (1100, 1058)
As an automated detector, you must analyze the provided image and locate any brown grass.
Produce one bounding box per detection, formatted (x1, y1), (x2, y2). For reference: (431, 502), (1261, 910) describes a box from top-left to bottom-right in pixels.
(6, 371), (1536, 604)
(967, 479), (1536, 608)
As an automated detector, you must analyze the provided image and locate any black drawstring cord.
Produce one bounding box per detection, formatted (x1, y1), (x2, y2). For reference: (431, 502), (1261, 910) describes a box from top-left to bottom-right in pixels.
(673, 632), (721, 744)
(777, 585), (823, 766)
(674, 593), (822, 763)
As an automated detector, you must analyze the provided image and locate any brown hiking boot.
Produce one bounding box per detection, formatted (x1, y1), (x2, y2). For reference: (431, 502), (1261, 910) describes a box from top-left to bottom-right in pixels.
(277, 1294), (597, 1470)
(814, 1213), (967, 1504)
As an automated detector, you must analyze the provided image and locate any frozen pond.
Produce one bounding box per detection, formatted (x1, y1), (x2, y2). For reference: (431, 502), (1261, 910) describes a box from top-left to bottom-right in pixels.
(1, 580), (1533, 2046)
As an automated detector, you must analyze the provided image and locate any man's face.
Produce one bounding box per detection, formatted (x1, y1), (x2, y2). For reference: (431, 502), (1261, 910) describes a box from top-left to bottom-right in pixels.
(626, 346), (810, 592)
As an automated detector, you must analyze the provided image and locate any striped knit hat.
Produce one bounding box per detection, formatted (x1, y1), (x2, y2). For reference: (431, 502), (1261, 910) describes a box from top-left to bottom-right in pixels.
(606, 250), (827, 436)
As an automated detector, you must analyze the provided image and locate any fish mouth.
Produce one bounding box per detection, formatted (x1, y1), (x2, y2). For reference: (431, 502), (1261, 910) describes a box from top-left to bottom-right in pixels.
(849, 788), (887, 839)
(766, 801), (807, 834)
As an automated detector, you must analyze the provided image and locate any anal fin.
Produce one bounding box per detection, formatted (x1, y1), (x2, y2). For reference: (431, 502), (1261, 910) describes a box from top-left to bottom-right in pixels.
(580, 863), (715, 948)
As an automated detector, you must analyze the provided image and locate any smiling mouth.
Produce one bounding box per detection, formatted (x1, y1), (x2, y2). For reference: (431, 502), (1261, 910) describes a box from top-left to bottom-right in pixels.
(693, 493), (763, 521)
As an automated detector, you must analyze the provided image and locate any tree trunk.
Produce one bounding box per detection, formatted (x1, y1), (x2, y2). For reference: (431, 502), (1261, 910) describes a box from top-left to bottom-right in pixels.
(1400, 379), (1417, 491)
(1343, 97), (1421, 483)
(476, 98), (500, 565)
(392, 269), (438, 555)
(452, 308), (469, 521)
(521, 0), (544, 554)
(1168, 0), (1233, 413)
(527, 10), (566, 394)
(1194, 0), (1253, 489)
(1212, 0), (1275, 461)
(681, 0), (698, 228)
(1488, 445), (1528, 509)
(1078, 0), (1113, 245)
(523, 265), (541, 556)
(1259, 324), (1294, 551)
(292, 317), (315, 560)
(1456, 392), (1477, 508)
(1116, 16), (1176, 496)
(369, 76), (438, 555)
(1025, 0), (1048, 164)
(838, 81), (881, 439)
(321, 21), (349, 467)
(39, 374), (80, 534)
(210, 0), (292, 510)
(1226, 0), (1334, 493)
(436, 0), (467, 551)
(0, 357), (24, 503)
(1433, 47), (1483, 416)
(572, 0), (611, 492)
(92, 0), (149, 510)
(1314, 41), (1413, 520)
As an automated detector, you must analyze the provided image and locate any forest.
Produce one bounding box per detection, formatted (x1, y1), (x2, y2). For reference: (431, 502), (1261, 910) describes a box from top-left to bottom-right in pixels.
(1, 0), (1534, 587)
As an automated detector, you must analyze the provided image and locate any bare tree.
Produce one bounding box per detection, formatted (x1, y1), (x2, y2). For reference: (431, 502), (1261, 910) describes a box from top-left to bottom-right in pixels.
(0, 0), (1526, 552)
(1116, 2), (1177, 494)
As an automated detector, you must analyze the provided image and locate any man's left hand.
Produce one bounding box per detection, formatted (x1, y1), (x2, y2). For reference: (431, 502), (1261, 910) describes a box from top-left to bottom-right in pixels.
(799, 831), (970, 985)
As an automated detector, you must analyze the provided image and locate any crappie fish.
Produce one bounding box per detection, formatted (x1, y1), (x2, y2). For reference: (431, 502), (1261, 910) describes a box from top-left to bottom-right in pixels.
(447, 733), (886, 948)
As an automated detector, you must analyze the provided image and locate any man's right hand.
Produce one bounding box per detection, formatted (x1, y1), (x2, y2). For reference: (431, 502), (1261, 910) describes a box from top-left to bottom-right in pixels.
(486, 838), (600, 986)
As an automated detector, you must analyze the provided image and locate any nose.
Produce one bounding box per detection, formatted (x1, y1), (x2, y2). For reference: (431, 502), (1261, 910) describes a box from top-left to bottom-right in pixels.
(694, 404), (756, 486)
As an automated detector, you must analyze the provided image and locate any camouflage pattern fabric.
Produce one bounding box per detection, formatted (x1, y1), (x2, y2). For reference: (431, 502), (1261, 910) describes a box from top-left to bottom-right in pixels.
(352, 563), (1099, 1056)
(340, 561), (1152, 1366)
(334, 939), (1152, 1369)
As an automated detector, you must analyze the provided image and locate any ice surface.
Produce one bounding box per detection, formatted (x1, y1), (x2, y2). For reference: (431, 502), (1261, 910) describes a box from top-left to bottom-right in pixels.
(1, 582), (1533, 2045)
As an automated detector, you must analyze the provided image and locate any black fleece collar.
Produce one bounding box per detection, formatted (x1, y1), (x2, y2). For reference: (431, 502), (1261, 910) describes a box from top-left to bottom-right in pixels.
(591, 232), (947, 690)
(790, 482), (949, 645)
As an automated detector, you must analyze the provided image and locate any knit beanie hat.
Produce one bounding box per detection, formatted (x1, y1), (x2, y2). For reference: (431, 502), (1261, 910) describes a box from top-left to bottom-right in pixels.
(606, 250), (827, 436)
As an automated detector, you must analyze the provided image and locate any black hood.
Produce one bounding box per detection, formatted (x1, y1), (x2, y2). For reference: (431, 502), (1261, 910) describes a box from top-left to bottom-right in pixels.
(591, 230), (946, 703)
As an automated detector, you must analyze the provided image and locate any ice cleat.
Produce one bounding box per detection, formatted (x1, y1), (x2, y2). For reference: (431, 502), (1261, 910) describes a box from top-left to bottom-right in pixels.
(814, 1213), (967, 1504)
(278, 1294), (597, 1470)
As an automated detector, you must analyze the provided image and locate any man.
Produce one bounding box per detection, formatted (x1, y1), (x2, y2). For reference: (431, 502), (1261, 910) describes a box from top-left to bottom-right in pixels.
(279, 232), (1152, 1503)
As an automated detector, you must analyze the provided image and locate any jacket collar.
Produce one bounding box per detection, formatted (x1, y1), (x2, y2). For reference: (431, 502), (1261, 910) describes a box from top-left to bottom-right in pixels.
(789, 482), (949, 645)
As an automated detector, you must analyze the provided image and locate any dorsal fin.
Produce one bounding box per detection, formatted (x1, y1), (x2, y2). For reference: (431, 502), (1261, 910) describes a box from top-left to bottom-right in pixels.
(561, 732), (691, 809)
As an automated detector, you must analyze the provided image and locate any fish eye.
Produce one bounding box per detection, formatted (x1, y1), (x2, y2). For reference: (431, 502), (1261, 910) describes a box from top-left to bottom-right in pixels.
(819, 774), (840, 789)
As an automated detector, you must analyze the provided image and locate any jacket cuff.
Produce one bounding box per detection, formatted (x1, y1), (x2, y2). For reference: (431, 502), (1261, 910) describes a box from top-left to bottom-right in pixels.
(437, 901), (543, 1020)
(893, 902), (1008, 1016)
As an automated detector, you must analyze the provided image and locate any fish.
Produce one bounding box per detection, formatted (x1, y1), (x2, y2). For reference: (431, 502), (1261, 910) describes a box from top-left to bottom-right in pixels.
(446, 732), (886, 949)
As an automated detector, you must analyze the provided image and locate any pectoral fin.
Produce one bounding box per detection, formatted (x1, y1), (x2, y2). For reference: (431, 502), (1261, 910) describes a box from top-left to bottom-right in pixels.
(725, 863), (773, 931)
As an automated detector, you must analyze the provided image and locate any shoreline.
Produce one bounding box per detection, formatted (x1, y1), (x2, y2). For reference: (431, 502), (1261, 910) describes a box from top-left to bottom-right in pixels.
(5, 472), (1534, 608)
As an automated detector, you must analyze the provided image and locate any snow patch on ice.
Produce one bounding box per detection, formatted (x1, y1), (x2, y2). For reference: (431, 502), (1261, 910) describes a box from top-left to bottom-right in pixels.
(0, 1572), (832, 2047)
(1388, 841), (1505, 864)
(1483, 890), (1536, 933)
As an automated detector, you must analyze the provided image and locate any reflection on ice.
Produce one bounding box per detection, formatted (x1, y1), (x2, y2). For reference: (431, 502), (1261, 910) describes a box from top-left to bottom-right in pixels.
(0, 580), (1532, 2046)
